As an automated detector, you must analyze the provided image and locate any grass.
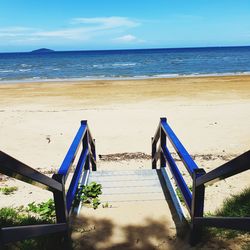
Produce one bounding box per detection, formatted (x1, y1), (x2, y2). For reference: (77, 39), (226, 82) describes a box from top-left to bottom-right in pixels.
(175, 185), (192, 204)
(176, 183), (249, 246)
(205, 187), (250, 239)
(214, 187), (250, 218)
(0, 186), (18, 195)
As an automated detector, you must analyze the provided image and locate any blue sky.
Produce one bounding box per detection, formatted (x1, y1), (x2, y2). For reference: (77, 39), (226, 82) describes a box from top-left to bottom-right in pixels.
(0, 0), (250, 52)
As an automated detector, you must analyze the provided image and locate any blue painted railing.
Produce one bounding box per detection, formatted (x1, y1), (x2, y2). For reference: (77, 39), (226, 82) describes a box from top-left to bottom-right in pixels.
(152, 117), (197, 212)
(0, 120), (96, 247)
(58, 120), (96, 213)
(152, 117), (250, 244)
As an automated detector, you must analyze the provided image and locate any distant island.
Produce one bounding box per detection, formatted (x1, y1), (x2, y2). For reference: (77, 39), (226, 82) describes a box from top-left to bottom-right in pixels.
(30, 48), (55, 53)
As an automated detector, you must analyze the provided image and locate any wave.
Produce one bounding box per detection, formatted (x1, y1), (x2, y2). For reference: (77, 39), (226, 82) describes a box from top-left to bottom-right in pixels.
(19, 69), (31, 72)
(93, 62), (137, 69)
(0, 69), (14, 73)
(112, 63), (137, 67)
(20, 64), (32, 68)
(1, 71), (250, 83)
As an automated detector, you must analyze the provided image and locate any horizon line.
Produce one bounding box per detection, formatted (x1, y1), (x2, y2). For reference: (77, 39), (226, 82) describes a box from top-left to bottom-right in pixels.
(1, 44), (250, 54)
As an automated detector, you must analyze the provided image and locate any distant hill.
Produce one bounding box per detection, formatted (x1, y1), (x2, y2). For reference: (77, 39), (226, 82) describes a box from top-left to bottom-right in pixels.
(30, 48), (55, 53)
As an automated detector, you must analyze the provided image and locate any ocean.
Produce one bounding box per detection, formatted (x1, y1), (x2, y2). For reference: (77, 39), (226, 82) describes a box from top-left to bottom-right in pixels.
(0, 46), (250, 82)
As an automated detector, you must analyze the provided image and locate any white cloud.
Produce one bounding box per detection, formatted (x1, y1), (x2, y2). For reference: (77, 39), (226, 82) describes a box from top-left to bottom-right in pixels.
(0, 27), (35, 37)
(114, 34), (137, 42)
(113, 34), (145, 44)
(0, 16), (141, 44)
(71, 16), (139, 28)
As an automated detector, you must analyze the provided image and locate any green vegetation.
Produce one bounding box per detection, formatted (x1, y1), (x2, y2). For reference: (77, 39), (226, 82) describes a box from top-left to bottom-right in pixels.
(206, 187), (250, 239)
(74, 182), (102, 209)
(102, 202), (111, 208)
(0, 199), (59, 250)
(215, 187), (250, 218)
(0, 186), (18, 195)
(0, 207), (47, 228)
(26, 199), (56, 222)
(175, 185), (192, 203)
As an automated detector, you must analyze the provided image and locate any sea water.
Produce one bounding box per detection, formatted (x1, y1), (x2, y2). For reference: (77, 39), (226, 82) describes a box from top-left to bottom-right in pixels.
(0, 46), (250, 82)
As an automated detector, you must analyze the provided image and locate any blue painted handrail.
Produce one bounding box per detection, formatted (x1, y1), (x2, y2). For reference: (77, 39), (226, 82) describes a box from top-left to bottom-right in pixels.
(57, 120), (97, 213)
(152, 118), (250, 245)
(152, 117), (196, 214)
(66, 147), (89, 211)
(58, 120), (87, 178)
(0, 120), (96, 246)
(162, 145), (192, 210)
(161, 119), (199, 176)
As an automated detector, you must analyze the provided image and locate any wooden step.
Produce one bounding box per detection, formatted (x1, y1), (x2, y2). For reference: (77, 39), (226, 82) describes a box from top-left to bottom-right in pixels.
(88, 169), (166, 203)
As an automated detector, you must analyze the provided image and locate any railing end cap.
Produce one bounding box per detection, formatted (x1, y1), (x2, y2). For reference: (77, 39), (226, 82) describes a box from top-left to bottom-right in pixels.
(81, 120), (87, 125)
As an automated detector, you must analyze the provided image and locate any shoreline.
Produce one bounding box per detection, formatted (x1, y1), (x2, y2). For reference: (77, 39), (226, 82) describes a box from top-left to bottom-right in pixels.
(1, 72), (250, 85)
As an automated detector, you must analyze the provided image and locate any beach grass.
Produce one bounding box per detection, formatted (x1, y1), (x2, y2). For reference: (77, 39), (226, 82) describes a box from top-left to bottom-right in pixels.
(205, 187), (250, 239)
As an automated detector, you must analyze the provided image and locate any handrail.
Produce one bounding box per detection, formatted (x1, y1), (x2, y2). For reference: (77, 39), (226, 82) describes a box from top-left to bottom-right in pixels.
(66, 147), (89, 211)
(161, 119), (199, 175)
(0, 151), (62, 192)
(193, 217), (250, 231)
(196, 150), (250, 187)
(152, 117), (197, 212)
(162, 145), (192, 211)
(0, 223), (67, 244)
(152, 117), (250, 245)
(58, 120), (87, 178)
(0, 120), (97, 247)
(58, 120), (97, 213)
(0, 152), (68, 247)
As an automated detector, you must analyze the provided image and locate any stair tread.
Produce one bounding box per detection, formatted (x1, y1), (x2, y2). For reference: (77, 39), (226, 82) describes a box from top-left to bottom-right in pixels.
(99, 193), (166, 202)
(101, 186), (164, 194)
(87, 169), (166, 202)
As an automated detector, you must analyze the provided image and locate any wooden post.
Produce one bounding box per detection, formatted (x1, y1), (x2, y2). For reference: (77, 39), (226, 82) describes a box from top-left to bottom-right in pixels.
(52, 174), (68, 223)
(152, 137), (157, 169)
(160, 118), (167, 168)
(52, 173), (71, 249)
(190, 168), (206, 245)
(91, 138), (97, 171)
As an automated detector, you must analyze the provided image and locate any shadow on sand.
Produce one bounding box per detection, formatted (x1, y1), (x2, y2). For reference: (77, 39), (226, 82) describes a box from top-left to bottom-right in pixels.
(71, 213), (233, 250)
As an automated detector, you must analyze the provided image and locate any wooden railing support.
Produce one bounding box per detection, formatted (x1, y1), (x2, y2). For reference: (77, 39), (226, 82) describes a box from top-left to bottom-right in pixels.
(160, 118), (167, 168)
(190, 168), (206, 245)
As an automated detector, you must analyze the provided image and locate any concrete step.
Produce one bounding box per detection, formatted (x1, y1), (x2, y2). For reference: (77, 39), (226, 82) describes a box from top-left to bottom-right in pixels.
(90, 169), (157, 176)
(89, 175), (159, 182)
(100, 193), (165, 202)
(88, 179), (161, 188)
(88, 169), (166, 202)
(100, 186), (164, 195)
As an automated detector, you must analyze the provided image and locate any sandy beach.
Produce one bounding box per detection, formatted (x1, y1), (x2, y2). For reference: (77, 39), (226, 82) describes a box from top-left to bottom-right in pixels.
(0, 75), (250, 248)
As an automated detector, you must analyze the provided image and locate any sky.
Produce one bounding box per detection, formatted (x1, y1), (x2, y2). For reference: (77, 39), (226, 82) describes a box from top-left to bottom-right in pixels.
(0, 0), (250, 52)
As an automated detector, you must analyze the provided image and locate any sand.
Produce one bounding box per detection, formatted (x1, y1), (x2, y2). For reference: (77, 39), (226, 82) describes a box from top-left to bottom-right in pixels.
(0, 75), (249, 248)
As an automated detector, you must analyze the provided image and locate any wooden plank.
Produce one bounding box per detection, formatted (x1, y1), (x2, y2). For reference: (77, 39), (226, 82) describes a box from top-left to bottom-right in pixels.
(194, 217), (250, 231)
(0, 223), (67, 244)
(0, 151), (62, 192)
(196, 150), (250, 186)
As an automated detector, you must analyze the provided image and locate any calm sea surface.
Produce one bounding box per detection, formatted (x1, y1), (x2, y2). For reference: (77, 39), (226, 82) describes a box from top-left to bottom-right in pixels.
(0, 46), (250, 82)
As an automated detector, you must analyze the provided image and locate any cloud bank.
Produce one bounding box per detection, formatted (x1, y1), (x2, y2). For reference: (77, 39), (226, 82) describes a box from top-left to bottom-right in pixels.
(0, 17), (142, 46)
